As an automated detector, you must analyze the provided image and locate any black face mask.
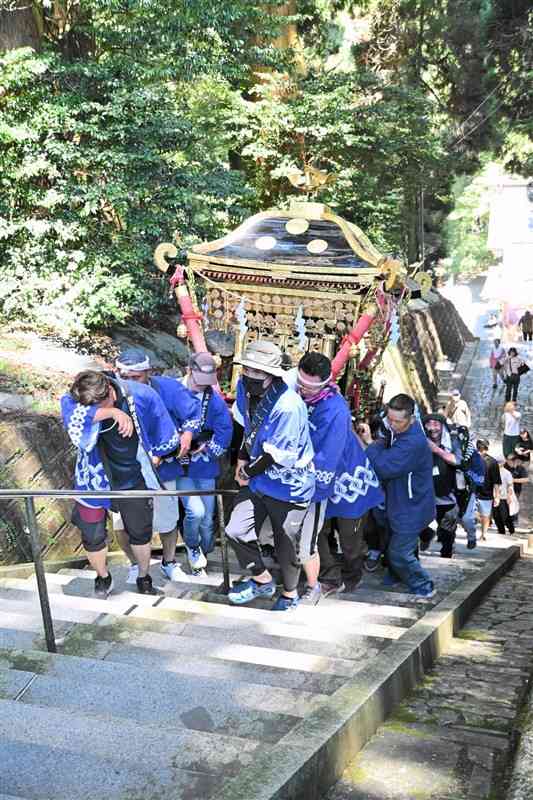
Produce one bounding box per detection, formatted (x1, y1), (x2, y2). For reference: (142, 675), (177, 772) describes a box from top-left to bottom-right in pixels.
(243, 375), (267, 397)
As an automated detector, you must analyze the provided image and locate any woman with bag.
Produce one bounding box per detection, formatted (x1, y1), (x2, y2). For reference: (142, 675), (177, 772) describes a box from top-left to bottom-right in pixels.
(489, 339), (506, 389)
(502, 348), (529, 402)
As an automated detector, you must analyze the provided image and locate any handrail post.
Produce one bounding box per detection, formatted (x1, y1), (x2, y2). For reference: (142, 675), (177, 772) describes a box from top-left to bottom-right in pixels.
(24, 497), (57, 653)
(216, 495), (231, 593)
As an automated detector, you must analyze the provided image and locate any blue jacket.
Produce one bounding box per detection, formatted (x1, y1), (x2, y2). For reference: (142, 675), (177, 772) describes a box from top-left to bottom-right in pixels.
(61, 378), (179, 509)
(325, 431), (384, 520)
(147, 376), (202, 482)
(174, 386), (233, 480)
(235, 378), (315, 504)
(306, 392), (351, 502)
(366, 422), (435, 533)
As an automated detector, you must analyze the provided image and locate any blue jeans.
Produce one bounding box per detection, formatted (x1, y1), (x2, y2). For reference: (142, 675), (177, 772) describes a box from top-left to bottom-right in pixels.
(387, 528), (433, 592)
(459, 492), (477, 544)
(175, 477), (216, 553)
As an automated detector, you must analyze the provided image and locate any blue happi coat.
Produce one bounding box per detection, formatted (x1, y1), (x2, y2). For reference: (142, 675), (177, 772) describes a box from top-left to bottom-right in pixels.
(234, 378), (315, 504)
(147, 375), (203, 482)
(306, 392), (352, 502)
(61, 378), (180, 509)
(325, 430), (384, 519)
(173, 381), (233, 480)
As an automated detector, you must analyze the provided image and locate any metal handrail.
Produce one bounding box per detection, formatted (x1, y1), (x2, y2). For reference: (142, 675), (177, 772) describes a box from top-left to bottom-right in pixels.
(1, 488), (239, 653)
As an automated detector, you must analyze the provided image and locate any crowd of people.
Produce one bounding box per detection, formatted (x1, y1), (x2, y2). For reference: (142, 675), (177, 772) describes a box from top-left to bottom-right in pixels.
(60, 337), (531, 609)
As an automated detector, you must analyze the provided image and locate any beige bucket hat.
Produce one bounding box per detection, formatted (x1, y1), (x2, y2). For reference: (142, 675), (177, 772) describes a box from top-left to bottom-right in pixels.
(234, 340), (285, 377)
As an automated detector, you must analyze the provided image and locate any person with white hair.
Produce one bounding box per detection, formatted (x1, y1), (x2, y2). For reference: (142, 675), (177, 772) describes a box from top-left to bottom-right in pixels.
(444, 389), (471, 428)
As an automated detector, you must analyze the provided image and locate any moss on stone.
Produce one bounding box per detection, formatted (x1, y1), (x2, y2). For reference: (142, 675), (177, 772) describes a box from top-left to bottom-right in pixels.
(392, 705), (419, 723)
(0, 648), (52, 674)
(458, 629), (494, 642)
(59, 625), (110, 658)
(382, 721), (429, 739)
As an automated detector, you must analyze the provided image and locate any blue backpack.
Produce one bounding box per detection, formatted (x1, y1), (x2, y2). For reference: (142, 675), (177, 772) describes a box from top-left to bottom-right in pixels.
(464, 449), (486, 488)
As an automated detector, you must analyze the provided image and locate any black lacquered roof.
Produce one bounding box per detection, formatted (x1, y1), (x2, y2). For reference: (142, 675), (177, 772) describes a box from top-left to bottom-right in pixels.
(207, 217), (371, 268)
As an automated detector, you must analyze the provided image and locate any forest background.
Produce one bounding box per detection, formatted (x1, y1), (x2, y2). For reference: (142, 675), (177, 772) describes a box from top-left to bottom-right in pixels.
(0, 0), (531, 338)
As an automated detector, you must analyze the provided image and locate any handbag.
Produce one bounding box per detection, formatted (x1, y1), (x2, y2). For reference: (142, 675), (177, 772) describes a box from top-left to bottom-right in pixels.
(518, 363), (530, 376)
(508, 492), (520, 518)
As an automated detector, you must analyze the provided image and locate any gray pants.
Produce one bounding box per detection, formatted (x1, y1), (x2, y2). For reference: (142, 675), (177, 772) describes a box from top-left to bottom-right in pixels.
(225, 488), (320, 592)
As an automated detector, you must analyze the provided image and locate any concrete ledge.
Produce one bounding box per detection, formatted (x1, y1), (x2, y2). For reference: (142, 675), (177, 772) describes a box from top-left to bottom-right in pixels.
(217, 545), (521, 800)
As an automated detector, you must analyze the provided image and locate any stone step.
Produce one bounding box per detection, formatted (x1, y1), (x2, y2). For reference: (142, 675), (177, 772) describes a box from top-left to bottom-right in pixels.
(0, 579), (160, 610)
(0, 610), (349, 695)
(151, 593), (409, 640)
(55, 566), (419, 629)
(66, 622), (359, 677)
(0, 592), (385, 667)
(57, 564), (241, 590)
(99, 641), (347, 696)
(0, 697), (260, 777)
(0, 647), (321, 740)
(0, 594), (104, 626)
(112, 616), (384, 665)
(2, 570), (416, 639)
(0, 738), (220, 800)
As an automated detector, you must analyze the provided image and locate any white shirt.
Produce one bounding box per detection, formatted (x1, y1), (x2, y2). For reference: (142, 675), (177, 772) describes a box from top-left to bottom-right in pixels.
(503, 411), (521, 436)
(499, 466), (514, 501)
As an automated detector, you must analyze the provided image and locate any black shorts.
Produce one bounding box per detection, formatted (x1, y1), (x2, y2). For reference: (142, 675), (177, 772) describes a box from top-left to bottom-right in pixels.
(111, 481), (153, 546)
(71, 504), (108, 553)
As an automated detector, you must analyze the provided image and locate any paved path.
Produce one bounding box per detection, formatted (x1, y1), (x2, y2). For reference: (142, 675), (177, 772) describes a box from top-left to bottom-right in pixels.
(462, 337), (533, 529)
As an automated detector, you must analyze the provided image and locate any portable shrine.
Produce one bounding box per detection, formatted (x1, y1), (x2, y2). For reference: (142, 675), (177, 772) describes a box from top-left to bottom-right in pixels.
(186, 199), (395, 389)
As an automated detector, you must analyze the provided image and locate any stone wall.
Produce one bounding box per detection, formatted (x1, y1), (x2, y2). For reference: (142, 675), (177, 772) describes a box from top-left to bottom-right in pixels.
(0, 412), (81, 565)
(377, 292), (476, 412)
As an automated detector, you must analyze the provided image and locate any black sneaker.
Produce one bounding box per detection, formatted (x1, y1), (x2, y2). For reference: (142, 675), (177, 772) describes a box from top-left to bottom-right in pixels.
(136, 574), (160, 595)
(467, 540), (477, 549)
(94, 573), (113, 598)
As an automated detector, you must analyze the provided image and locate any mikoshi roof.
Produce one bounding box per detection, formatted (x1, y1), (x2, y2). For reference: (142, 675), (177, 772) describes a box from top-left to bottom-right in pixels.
(188, 201), (385, 281)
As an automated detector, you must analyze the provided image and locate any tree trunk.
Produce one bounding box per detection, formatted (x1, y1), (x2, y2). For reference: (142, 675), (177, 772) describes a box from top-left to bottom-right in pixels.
(0, 2), (41, 52)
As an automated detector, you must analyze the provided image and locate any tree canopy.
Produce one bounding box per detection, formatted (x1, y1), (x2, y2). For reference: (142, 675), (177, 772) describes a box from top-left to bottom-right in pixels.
(0, 0), (531, 335)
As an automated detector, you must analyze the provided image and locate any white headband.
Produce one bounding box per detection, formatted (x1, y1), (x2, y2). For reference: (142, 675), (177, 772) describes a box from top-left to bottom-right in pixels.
(116, 358), (150, 372)
(297, 371), (332, 388)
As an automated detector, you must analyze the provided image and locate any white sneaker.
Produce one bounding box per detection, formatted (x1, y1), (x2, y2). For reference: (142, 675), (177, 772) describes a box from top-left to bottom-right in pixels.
(186, 546), (207, 570)
(126, 564), (139, 585)
(161, 560), (189, 582)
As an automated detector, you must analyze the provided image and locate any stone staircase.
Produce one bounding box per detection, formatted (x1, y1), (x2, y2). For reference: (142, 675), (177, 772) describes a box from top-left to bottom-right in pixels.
(0, 542), (518, 800)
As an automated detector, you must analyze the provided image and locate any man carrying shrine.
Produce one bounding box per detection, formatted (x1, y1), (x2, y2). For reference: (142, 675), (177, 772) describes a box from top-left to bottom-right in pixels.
(226, 340), (315, 611)
(61, 368), (184, 597)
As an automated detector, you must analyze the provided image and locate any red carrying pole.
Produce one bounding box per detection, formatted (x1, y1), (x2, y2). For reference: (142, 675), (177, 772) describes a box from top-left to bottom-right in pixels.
(331, 310), (376, 380)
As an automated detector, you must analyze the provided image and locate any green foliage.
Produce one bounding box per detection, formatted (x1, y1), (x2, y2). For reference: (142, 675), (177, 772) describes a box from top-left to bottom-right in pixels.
(0, 6), (267, 335)
(0, 0), (530, 336)
(233, 69), (448, 257)
(444, 162), (502, 277)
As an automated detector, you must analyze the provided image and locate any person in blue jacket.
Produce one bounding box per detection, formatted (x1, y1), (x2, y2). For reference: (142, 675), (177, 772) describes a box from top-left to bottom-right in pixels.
(226, 340), (315, 612)
(62, 368), (181, 597)
(175, 352), (233, 572)
(114, 348), (201, 582)
(359, 393), (436, 598)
